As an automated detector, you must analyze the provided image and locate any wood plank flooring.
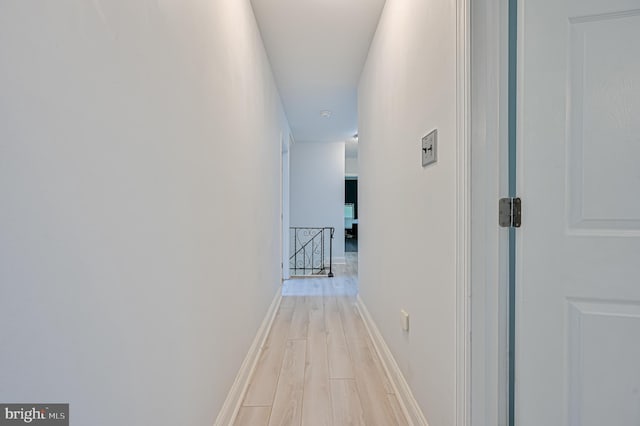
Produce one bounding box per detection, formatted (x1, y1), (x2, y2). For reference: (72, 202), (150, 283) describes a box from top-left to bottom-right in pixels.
(235, 254), (408, 426)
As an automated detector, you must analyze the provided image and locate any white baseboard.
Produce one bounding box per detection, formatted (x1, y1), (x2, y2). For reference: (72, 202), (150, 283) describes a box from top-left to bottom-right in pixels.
(214, 289), (282, 426)
(356, 295), (429, 426)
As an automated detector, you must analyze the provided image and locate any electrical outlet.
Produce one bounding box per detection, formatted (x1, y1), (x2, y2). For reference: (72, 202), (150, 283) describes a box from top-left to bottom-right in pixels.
(422, 129), (437, 167)
(401, 309), (410, 332)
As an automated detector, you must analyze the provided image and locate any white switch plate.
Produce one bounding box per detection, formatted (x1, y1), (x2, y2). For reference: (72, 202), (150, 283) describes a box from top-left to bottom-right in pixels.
(422, 129), (437, 167)
(401, 309), (410, 332)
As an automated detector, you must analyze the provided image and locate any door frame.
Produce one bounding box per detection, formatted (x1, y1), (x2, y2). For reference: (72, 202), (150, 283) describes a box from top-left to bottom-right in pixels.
(468, 0), (511, 425)
(281, 132), (292, 281)
(455, 0), (474, 424)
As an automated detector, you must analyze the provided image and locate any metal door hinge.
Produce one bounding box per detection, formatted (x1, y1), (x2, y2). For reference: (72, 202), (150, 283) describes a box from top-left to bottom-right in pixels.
(499, 197), (521, 228)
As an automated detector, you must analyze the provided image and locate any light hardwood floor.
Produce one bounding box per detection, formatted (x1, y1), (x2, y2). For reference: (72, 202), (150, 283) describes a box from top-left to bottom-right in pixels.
(235, 254), (409, 426)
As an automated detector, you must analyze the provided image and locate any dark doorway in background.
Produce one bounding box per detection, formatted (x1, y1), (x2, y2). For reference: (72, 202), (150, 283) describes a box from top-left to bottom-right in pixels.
(345, 178), (358, 252)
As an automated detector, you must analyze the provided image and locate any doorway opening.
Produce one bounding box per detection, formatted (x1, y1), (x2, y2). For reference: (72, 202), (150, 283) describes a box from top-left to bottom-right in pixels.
(345, 177), (358, 253)
(345, 135), (358, 257)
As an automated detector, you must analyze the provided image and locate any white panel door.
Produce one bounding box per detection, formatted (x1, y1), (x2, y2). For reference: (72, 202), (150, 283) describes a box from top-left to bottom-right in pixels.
(517, 0), (640, 424)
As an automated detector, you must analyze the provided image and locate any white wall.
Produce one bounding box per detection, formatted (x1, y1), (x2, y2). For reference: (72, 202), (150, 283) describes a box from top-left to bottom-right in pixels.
(290, 142), (346, 263)
(345, 155), (359, 177)
(358, 0), (458, 425)
(0, 1), (289, 425)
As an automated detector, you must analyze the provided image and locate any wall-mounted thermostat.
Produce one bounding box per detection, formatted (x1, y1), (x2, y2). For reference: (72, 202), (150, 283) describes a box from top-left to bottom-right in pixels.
(422, 129), (437, 167)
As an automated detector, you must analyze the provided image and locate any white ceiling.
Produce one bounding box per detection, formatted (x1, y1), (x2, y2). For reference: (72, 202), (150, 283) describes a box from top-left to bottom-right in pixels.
(250, 0), (387, 143)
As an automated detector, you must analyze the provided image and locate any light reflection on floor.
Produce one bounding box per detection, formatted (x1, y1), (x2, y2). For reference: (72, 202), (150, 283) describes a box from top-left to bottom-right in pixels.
(283, 252), (358, 297)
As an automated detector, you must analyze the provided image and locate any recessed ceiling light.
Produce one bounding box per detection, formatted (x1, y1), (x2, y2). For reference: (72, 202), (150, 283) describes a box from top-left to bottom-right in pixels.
(320, 110), (332, 118)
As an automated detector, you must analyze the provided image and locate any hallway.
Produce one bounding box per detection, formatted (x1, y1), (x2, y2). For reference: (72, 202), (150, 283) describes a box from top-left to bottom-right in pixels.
(235, 254), (408, 426)
(0, 1), (459, 425)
